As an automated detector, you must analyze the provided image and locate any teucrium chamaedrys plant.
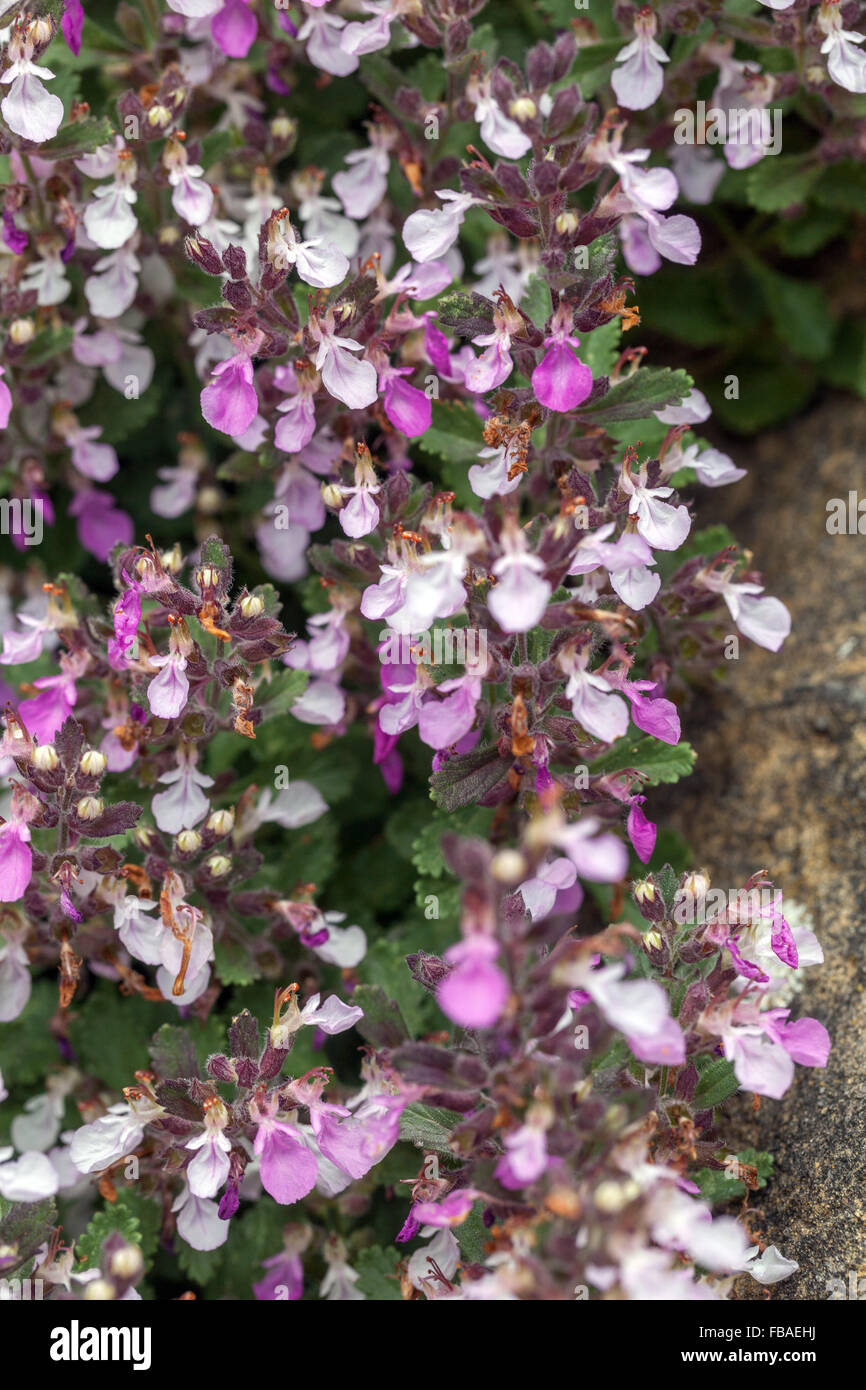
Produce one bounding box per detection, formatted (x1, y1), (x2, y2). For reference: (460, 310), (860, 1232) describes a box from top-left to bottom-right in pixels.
(0, 0), (838, 1300)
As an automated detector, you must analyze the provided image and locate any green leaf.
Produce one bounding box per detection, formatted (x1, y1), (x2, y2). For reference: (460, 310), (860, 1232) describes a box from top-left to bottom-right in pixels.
(42, 116), (116, 159)
(355, 1246), (403, 1300)
(520, 273), (551, 331)
(411, 806), (494, 878)
(260, 668), (309, 716)
(580, 319), (621, 378)
(579, 368), (693, 425)
(693, 1057), (739, 1109)
(589, 736), (697, 786)
(213, 937), (258, 987)
(149, 1024), (199, 1080)
(429, 742), (510, 812)
(815, 160), (866, 215)
(754, 267), (834, 363)
(177, 1242), (225, 1286)
(352, 983), (411, 1048)
(399, 1102), (461, 1156)
(745, 155), (820, 213)
(416, 400), (485, 467)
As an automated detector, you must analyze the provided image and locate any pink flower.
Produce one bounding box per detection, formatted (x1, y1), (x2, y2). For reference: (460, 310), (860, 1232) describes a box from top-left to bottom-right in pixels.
(532, 308), (593, 412)
(252, 1096), (319, 1205)
(555, 816), (629, 883)
(108, 587), (142, 670)
(380, 368), (431, 438)
(0, 366), (11, 429)
(211, 0), (258, 58)
(0, 816), (32, 904)
(494, 1122), (551, 1190)
(254, 1250), (304, 1301)
(580, 960), (685, 1065)
(61, 0), (84, 55)
(437, 935), (509, 1029)
(418, 675), (481, 751)
(620, 678), (681, 744)
(69, 491), (133, 562)
(201, 349), (259, 438)
(627, 797), (657, 864)
(19, 669), (78, 742)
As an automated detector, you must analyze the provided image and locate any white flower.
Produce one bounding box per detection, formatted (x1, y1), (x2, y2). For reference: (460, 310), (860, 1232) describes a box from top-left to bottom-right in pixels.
(84, 155), (139, 250)
(818, 1), (866, 92)
(269, 214), (349, 288)
(611, 9), (669, 111)
(403, 190), (478, 263)
(69, 1102), (148, 1174)
(172, 1185), (230, 1251)
(0, 1148), (59, 1201)
(0, 37), (64, 143)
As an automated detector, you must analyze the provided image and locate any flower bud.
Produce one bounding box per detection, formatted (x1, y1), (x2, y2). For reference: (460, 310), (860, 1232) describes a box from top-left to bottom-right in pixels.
(26, 15), (55, 47)
(206, 854), (231, 878)
(9, 317), (35, 345)
(108, 1243), (143, 1281)
(31, 744), (59, 771)
(177, 829), (203, 854)
(239, 593), (264, 618)
(509, 97), (537, 122)
(76, 796), (104, 821)
(83, 1278), (116, 1301)
(207, 808), (235, 835)
(79, 749), (107, 777)
(196, 565), (220, 591)
(594, 1179), (639, 1214)
(490, 848), (527, 884)
(555, 211), (579, 235)
(197, 486), (222, 514)
(321, 482), (344, 509)
(270, 113), (297, 142)
(160, 544), (183, 574)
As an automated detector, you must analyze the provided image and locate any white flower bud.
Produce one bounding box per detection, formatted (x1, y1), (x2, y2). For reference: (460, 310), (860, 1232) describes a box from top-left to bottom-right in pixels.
(108, 1244), (144, 1281)
(207, 808), (235, 835)
(177, 829), (203, 854)
(32, 744), (59, 771)
(79, 750), (107, 777)
(83, 1278), (116, 1301)
(490, 849), (527, 884)
(76, 796), (104, 821)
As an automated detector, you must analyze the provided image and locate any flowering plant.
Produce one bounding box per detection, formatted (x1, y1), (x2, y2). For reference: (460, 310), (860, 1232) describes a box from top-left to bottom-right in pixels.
(0, 0), (841, 1302)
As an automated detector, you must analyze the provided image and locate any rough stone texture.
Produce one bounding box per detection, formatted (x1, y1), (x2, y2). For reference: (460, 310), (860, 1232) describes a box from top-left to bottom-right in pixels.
(667, 394), (866, 1300)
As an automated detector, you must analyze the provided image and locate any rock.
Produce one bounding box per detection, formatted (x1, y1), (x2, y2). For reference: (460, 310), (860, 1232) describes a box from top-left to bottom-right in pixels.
(667, 395), (866, 1300)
